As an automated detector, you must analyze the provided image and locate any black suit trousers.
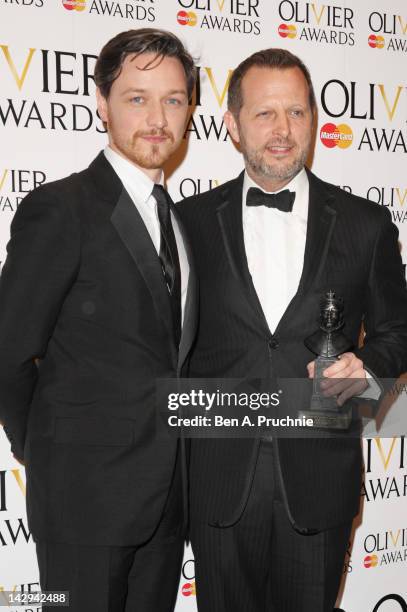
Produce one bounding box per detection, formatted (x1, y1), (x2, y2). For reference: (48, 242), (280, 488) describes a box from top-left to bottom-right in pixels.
(36, 449), (184, 612)
(190, 440), (351, 612)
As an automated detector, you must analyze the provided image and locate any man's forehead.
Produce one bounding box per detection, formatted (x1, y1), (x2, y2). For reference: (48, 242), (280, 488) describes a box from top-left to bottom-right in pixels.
(239, 66), (310, 105)
(242, 65), (306, 86)
(115, 53), (187, 91)
(120, 52), (164, 72)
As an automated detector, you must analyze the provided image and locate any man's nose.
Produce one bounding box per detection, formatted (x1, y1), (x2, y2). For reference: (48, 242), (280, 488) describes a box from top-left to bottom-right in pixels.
(273, 111), (290, 138)
(146, 101), (168, 130)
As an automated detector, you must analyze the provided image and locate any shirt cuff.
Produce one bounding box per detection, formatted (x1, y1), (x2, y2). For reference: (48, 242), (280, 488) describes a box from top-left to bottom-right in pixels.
(357, 369), (381, 400)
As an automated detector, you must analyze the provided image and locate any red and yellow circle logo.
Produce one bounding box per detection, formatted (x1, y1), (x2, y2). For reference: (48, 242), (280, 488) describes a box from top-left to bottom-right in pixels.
(364, 554), (378, 568)
(62, 0), (86, 10)
(368, 34), (385, 49)
(278, 23), (297, 38)
(182, 582), (196, 597)
(320, 123), (353, 149)
(177, 10), (197, 26)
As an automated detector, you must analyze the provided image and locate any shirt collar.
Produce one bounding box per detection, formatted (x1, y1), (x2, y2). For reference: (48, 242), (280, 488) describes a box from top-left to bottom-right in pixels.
(243, 167), (309, 220)
(104, 146), (164, 204)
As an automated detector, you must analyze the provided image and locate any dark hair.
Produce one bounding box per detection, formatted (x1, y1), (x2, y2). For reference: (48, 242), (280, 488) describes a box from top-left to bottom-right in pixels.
(94, 28), (196, 100)
(227, 48), (316, 115)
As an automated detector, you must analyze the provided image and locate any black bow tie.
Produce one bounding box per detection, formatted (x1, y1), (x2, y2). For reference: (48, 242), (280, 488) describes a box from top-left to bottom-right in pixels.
(246, 187), (296, 212)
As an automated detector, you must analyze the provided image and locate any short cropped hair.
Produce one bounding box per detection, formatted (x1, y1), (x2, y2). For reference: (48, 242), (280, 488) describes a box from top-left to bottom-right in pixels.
(94, 28), (196, 100)
(228, 48), (316, 115)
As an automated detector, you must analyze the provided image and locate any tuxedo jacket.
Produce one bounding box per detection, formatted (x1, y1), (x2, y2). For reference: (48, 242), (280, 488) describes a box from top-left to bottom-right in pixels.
(178, 169), (407, 532)
(0, 152), (197, 546)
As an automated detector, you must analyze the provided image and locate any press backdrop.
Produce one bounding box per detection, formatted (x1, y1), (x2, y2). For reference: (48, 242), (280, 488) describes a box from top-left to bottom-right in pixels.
(1, 1), (407, 610)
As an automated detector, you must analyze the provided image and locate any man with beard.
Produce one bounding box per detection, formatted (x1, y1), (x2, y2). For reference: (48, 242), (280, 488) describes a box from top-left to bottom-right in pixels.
(0, 29), (197, 612)
(178, 48), (407, 611)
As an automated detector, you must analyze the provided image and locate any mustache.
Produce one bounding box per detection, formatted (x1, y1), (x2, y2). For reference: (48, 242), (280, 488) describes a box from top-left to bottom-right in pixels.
(265, 140), (295, 148)
(133, 129), (174, 143)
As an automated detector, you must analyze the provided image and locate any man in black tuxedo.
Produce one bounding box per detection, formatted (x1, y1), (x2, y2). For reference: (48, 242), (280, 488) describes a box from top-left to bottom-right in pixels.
(0, 29), (197, 611)
(178, 49), (407, 611)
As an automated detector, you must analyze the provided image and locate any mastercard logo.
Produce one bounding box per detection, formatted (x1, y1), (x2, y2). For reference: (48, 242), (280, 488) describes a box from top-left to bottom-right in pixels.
(278, 23), (297, 38)
(182, 582), (196, 597)
(177, 10), (197, 26)
(320, 123), (353, 149)
(368, 34), (385, 49)
(364, 554), (379, 568)
(62, 0), (86, 10)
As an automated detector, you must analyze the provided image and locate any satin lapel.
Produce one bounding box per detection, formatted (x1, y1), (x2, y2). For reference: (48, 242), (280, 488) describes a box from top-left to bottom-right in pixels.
(216, 174), (270, 334)
(110, 188), (175, 345)
(171, 203), (199, 373)
(275, 170), (337, 333)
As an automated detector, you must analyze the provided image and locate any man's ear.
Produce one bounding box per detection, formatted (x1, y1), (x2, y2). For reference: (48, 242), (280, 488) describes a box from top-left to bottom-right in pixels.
(223, 110), (240, 144)
(96, 88), (108, 124)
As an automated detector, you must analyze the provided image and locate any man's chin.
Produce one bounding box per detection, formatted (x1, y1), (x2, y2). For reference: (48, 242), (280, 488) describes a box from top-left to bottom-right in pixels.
(259, 159), (304, 183)
(131, 145), (177, 171)
(128, 152), (169, 171)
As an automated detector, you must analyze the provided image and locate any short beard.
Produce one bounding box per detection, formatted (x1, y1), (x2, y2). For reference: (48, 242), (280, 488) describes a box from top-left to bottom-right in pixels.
(243, 144), (308, 185)
(115, 129), (176, 170)
(126, 144), (167, 170)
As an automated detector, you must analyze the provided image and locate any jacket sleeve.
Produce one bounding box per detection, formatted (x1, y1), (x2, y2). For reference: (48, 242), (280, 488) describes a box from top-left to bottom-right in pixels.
(355, 208), (407, 382)
(0, 184), (80, 460)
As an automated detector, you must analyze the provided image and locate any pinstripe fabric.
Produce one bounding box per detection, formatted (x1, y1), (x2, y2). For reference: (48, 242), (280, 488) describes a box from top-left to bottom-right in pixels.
(191, 441), (351, 612)
(178, 169), (407, 533)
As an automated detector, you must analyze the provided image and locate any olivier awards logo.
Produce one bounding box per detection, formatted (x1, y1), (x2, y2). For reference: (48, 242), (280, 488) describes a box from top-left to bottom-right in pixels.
(336, 185), (407, 227)
(184, 66), (232, 143)
(277, 1), (355, 46)
(368, 11), (407, 53)
(318, 79), (407, 154)
(366, 186), (407, 224)
(0, 43), (104, 133)
(0, 168), (46, 213)
(0, 582), (42, 605)
(177, 178), (220, 198)
(62, 0), (155, 21)
(175, 0), (261, 35)
(362, 437), (407, 503)
(363, 528), (407, 569)
(0, 468), (31, 547)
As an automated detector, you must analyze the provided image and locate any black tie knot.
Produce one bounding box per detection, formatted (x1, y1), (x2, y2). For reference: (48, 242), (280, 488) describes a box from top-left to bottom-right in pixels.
(246, 186), (296, 213)
(152, 184), (171, 217)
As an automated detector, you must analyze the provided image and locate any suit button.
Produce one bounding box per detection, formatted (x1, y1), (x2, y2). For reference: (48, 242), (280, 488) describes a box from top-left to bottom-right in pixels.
(268, 338), (279, 349)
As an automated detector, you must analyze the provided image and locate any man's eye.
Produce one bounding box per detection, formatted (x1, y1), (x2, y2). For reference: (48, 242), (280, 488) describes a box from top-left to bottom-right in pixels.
(257, 111), (269, 117)
(167, 98), (182, 105)
(291, 109), (303, 117)
(131, 96), (144, 104)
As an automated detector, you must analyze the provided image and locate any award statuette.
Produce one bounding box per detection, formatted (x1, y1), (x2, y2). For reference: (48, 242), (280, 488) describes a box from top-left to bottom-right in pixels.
(299, 290), (354, 429)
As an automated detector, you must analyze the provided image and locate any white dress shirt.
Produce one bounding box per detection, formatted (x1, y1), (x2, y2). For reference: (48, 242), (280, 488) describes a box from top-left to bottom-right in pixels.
(242, 168), (308, 335)
(242, 167), (378, 398)
(104, 146), (189, 324)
